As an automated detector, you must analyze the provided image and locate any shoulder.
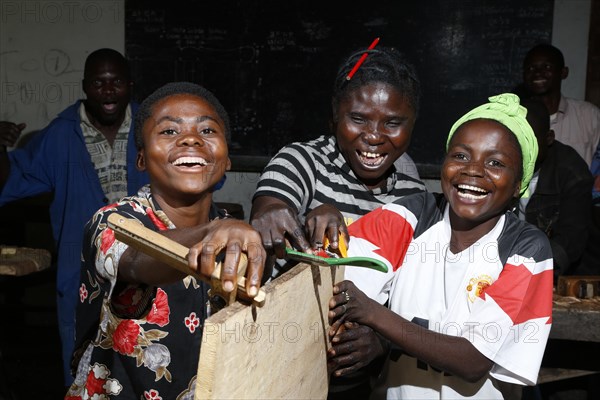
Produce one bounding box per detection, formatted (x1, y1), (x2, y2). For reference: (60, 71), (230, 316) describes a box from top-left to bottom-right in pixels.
(391, 191), (442, 210)
(564, 97), (600, 116)
(277, 135), (333, 155)
(265, 135), (334, 166)
(381, 192), (442, 225)
(551, 141), (593, 176)
(41, 101), (82, 135)
(553, 141), (589, 162)
(55, 101), (83, 121)
(499, 213), (553, 261)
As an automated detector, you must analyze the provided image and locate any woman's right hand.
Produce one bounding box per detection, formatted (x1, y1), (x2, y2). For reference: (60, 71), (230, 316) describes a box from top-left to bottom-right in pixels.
(250, 196), (312, 259)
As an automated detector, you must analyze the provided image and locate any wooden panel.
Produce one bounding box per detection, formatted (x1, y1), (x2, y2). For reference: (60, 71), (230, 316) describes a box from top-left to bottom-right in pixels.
(551, 295), (600, 342)
(196, 263), (343, 399)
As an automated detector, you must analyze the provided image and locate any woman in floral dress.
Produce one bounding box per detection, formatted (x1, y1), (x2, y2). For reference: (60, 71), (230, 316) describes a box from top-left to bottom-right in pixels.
(65, 82), (266, 399)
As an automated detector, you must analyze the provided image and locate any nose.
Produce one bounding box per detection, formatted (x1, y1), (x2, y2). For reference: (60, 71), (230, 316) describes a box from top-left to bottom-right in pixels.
(177, 132), (204, 147)
(362, 122), (383, 144)
(462, 160), (485, 177)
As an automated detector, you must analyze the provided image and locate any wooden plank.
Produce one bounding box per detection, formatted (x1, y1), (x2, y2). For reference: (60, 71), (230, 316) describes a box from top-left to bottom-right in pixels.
(0, 246), (51, 276)
(551, 296), (600, 343)
(537, 368), (598, 384)
(106, 214), (265, 305)
(196, 263), (343, 399)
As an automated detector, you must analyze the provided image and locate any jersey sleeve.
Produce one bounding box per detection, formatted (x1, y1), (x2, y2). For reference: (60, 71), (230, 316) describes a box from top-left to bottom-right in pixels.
(345, 201), (420, 304)
(463, 227), (554, 385)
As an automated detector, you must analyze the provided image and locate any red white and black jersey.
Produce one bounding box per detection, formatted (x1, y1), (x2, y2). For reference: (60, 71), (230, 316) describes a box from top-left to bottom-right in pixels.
(345, 192), (554, 399)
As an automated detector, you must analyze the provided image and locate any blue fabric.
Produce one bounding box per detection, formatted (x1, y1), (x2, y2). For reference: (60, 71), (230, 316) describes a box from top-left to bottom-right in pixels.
(0, 101), (149, 384)
(592, 141), (600, 202)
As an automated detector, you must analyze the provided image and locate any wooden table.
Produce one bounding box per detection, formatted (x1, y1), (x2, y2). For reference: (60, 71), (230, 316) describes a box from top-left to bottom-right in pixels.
(538, 295), (600, 385)
(0, 246), (51, 277)
(550, 295), (600, 343)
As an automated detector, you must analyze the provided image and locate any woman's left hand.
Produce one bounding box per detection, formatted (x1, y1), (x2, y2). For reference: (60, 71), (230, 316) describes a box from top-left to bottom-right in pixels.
(327, 322), (387, 377)
(328, 280), (376, 329)
(304, 204), (348, 251)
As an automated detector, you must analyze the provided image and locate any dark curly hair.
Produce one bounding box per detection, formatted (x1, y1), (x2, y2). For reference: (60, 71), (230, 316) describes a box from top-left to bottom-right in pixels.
(134, 82), (231, 150)
(331, 46), (421, 121)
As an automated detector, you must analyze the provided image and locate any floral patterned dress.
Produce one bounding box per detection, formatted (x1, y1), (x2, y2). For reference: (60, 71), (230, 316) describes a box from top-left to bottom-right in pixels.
(65, 185), (224, 400)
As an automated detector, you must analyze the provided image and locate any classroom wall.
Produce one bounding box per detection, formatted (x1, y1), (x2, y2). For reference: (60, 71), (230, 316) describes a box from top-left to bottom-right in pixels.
(0, 0), (592, 220)
(552, 0), (592, 99)
(0, 0), (125, 138)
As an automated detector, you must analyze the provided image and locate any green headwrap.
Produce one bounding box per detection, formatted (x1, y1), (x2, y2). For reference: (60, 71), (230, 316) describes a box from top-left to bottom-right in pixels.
(446, 93), (538, 197)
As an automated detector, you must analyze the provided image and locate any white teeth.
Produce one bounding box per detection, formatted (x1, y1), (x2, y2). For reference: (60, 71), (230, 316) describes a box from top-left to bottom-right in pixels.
(457, 191), (487, 200)
(172, 156), (207, 166)
(458, 184), (487, 193)
(360, 151), (382, 158)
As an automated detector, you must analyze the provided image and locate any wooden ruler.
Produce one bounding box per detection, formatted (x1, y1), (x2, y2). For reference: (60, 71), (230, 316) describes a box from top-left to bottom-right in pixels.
(106, 213), (266, 306)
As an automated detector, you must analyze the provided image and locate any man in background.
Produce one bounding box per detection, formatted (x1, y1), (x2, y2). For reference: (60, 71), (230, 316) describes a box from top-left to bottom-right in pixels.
(0, 48), (148, 386)
(522, 43), (600, 168)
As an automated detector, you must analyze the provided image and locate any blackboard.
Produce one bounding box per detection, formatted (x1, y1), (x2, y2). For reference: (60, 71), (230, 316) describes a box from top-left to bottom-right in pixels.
(125, 0), (553, 170)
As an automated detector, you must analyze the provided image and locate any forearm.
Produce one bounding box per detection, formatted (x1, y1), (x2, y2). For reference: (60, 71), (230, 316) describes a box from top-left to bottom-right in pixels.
(117, 224), (210, 285)
(365, 306), (493, 382)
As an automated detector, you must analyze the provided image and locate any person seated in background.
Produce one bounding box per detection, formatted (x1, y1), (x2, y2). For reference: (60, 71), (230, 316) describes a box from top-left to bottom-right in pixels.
(593, 140), (600, 208)
(522, 43), (600, 168)
(518, 98), (598, 277)
(66, 82), (265, 398)
(0, 48), (149, 386)
(250, 44), (426, 398)
(330, 93), (553, 399)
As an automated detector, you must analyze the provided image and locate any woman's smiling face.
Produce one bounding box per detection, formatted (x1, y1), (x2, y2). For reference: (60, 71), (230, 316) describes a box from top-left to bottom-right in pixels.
(333, 82), (416, 190)
(441, 118), (522, 228)
(137, 93), (231, 201)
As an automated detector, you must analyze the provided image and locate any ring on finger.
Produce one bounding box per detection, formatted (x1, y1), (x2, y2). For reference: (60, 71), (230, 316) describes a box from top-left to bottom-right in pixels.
(342, 304), (347, 313)
(344, 291), (351, 303)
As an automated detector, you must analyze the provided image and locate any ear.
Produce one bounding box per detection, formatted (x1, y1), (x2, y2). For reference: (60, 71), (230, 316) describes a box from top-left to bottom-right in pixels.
(513, 181), (522, 199)
(225, 156), (232, 172)
(136, 150), (146, 171)
(546, 129), (555, 146)
(561, 66), (569, 80)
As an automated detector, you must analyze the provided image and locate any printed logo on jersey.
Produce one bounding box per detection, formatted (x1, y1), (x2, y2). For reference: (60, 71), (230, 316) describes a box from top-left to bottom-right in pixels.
(466, 274), (493, 302)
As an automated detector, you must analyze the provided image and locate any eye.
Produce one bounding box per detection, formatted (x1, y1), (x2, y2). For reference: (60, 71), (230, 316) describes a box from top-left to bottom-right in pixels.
(92, 80), (103, 87)
(350, 114), (365, 124)
(160, 129), (178, 135)
(450, 152), (468, 161)
(199, 127), (216, 135)
(487, 159), (505, 168)
(386, 119), (402, 128)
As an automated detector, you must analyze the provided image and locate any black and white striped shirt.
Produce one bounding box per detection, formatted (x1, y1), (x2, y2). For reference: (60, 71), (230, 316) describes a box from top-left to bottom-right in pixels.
(253, 135), (426, 226)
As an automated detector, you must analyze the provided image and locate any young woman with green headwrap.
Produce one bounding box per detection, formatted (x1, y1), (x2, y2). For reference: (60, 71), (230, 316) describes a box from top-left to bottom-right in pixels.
(329, 93), (554, 399)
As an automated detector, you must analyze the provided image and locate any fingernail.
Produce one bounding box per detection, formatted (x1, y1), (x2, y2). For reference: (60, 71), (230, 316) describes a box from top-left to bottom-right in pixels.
(248, 286), (258, 296)
(224, 281), (234, 291)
